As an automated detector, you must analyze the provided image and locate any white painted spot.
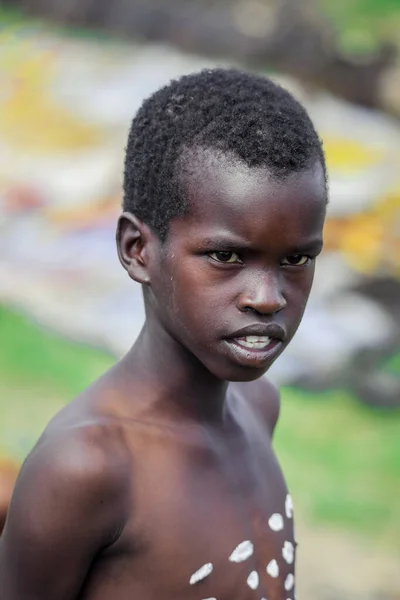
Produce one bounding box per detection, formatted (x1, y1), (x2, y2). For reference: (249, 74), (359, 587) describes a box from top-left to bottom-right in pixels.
(202, 598), (217, 600)
(285, 494), (294, 519)
(285, 573), (294, 591)
(268, 513), (284, 531)
(266, 559), (279, 578)
(282, 541), (295, 564)
(247, 571), (259, 590)
(229, 540), (254, 563)
(189, 562), (213, 585)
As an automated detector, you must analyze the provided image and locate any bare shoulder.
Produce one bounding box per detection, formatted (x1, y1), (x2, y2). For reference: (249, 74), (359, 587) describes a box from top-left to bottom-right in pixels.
(229, 377), (281, 437)
(0, 397), (132, 598)
(36, 415), (130, 493)
(5, 409), (131, 545)
(31, 377), (133, 498)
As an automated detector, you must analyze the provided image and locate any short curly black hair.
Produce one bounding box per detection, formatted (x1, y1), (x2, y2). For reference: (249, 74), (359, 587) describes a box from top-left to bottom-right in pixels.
(123, 68), (326, 241)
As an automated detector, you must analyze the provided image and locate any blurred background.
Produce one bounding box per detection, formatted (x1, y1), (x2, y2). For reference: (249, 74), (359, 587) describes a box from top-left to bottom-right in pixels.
(0, 0), (399, 598)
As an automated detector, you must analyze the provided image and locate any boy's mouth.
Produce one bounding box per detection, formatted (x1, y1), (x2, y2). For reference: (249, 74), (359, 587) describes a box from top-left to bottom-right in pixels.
(223, 336), (283, 369)
(227, 322), (286, 343)
(235, 335), (272, 349)
(222, 323), (286, 368)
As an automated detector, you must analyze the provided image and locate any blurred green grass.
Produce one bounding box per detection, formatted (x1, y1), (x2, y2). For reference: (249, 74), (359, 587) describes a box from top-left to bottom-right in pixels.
(319, 0), (400, 52)
(276, 389), (400, 548)
(0, 305), (399, 548)
(0, 306), (114, 459)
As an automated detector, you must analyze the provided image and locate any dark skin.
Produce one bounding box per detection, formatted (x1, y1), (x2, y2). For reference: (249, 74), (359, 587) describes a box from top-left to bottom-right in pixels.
(0, 147), (326, 600)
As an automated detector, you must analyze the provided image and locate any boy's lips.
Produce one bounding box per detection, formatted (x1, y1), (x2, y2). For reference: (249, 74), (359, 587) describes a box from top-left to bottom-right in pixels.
(226, 323), (286, 342)
(222, 323), (286, 368)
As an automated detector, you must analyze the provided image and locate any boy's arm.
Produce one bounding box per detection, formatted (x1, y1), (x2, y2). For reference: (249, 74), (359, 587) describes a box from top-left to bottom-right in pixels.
(0, 434), (127, 600)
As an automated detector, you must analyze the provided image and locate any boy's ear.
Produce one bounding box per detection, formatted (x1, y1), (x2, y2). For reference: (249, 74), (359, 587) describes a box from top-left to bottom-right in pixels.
(116, 212), (152, 284)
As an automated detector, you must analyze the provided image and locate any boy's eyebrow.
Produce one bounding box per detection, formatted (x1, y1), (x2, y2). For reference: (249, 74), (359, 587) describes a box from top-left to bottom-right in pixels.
(290, 238), (324, 254)
(197, 236), (324, 253)
(198, 236), (252, 249)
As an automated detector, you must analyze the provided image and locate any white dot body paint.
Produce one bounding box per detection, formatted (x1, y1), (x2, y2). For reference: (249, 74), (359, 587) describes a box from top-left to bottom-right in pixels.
(266, 559), (279, 578)
(229, 540), (254, 563)
(268, 513), (284, 531)
(202, 598), (217, 600)
(282, 541), (295, 564)
(189, 562), (213, 585)
(285, 494), (294, 519)
(285, 573), (295, 591)
(247, 571), (259, 590)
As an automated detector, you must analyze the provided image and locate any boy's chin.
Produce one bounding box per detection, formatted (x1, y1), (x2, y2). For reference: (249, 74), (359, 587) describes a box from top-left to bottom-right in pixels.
(205, 360), (271, 383)
(202, 340), (284, 382)
(225, 366), (270, 383)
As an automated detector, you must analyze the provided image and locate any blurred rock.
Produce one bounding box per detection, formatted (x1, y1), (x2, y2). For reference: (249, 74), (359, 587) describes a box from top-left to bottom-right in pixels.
(352, 277), (400, 336)
(380, 60), (400, 118)
(347, 277), (400, 407)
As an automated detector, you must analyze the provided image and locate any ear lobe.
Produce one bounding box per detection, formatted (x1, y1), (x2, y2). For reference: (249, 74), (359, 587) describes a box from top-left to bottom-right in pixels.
(116, 212), (150, 284)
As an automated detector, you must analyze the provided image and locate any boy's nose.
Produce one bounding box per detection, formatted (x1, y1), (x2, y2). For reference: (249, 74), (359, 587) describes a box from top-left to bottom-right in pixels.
(237, 274), (287, 315)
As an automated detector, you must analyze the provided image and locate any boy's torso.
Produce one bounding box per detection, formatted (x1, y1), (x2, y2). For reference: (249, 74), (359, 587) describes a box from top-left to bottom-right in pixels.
(71, 380), (296, 600)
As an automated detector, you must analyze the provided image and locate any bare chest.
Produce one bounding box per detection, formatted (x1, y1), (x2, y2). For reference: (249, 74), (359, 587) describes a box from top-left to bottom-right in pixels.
(84, 436), (297, 600)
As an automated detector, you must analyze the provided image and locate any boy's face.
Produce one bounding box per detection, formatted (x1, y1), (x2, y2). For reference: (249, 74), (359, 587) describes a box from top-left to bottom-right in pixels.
(147, 148), (327, 382)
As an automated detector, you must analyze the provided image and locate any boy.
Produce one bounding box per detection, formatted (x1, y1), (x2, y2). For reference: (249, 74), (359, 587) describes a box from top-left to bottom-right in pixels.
(0, 68), (327, 600)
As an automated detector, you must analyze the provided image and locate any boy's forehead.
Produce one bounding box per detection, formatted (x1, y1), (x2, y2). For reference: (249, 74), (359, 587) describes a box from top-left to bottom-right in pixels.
(179, 146), (327, 221)
(180, 145), (262, 192)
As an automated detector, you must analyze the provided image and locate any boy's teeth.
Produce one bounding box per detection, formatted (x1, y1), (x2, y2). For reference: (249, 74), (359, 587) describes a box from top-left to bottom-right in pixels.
(236, 336), (272, 349)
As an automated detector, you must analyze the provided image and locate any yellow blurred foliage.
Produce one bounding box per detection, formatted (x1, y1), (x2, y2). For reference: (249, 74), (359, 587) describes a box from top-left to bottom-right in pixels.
(323, 138), (384, 172)
(324, 188), (400, 276)
(0, 39), (103, 153)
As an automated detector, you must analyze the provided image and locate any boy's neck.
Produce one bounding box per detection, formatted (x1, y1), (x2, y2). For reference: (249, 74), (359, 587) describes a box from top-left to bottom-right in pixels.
(119, 321), (229, 425)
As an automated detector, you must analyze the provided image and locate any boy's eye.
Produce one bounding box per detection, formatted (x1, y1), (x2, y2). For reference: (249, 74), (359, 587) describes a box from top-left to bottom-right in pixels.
(209, 251), (241, 264)
(281, 255), (310, 266)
